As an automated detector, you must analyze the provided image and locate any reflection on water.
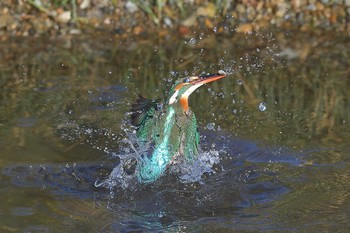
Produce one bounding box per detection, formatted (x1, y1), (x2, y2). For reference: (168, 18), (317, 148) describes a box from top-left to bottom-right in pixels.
(0, 31), (349, 232)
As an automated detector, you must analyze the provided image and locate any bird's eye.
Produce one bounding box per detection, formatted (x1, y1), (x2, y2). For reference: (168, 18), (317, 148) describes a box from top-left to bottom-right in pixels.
(183, 77), (190, 83)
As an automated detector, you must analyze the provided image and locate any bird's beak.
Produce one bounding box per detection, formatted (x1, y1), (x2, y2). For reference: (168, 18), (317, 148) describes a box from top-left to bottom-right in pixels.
(191, 71), (227, 85)
(175, 71), (228, 112)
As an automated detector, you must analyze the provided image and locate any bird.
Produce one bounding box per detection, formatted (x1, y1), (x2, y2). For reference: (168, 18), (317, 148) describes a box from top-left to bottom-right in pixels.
(131, 71), (227, 183)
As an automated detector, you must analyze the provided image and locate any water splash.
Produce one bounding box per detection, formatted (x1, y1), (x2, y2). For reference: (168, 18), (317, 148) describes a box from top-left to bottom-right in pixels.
(172, 149), (221, 184)
(94, 133), (223, 189)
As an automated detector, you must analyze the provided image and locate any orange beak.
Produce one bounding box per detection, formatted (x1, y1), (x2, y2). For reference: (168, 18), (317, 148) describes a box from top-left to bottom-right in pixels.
(191, 72), (227, 85)
(178, 71), (227, 112)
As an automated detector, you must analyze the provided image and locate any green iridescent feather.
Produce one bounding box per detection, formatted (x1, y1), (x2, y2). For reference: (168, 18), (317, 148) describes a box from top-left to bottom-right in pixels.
(131, 95), (199, 183)
(130, 72), (226, 183)
(182, 113), (199, 160)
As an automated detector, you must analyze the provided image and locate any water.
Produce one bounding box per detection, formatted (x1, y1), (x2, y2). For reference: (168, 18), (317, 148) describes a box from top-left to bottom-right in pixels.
(0, 31), (349, 232)
(258, 102), (267, 112)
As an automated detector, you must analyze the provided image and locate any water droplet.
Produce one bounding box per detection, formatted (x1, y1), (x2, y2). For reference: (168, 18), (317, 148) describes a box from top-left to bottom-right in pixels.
(232, 109), (237, 114)
(169, 70), (177, 76)
(258, 102), (267, 111)
(108, 71), (112, 74)
(158, 211), (165, 217)
(218, 70), (227, 75)
(164, 17), (172, 27)
(188, 38), (196, 45)
(237, 79), (243, 85)
(207, 123), (215, 130)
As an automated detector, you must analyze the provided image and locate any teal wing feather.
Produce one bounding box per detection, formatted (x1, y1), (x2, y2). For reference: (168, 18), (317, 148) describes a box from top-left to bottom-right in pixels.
(183, 113), (200, 160)
(131, 95), (158, 141)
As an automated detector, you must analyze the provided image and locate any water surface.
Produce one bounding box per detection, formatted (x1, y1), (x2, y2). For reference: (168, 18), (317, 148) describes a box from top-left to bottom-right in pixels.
(0, 31), (349, 232)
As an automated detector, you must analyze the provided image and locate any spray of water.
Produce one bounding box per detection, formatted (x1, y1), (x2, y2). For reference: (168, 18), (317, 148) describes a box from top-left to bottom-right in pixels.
(94, 131), (222, 189)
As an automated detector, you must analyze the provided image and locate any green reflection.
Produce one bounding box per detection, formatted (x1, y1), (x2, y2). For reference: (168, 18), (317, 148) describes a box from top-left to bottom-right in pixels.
(0, 31), (349, 232)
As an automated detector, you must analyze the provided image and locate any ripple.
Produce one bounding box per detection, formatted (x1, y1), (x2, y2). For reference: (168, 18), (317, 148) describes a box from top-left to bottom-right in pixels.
(11, 207), (34, 216)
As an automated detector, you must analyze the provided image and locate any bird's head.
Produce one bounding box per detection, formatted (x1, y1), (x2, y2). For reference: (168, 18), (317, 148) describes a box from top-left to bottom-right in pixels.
(167, 71), (227, 113)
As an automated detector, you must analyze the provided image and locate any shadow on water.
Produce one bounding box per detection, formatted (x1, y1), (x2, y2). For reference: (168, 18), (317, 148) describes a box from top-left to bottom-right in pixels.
(0, 30), (349, 232)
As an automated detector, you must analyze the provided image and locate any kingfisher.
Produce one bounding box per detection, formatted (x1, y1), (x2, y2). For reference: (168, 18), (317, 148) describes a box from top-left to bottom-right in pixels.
(131, 71), (227, 183)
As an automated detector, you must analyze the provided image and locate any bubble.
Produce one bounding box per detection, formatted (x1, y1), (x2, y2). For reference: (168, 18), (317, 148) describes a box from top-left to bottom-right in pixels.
(258, 102), (267, 112)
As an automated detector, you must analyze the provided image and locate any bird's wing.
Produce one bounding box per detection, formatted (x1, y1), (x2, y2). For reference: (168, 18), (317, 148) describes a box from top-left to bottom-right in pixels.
(183, 113), (200, 160)
(131, 95), (159, 140)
